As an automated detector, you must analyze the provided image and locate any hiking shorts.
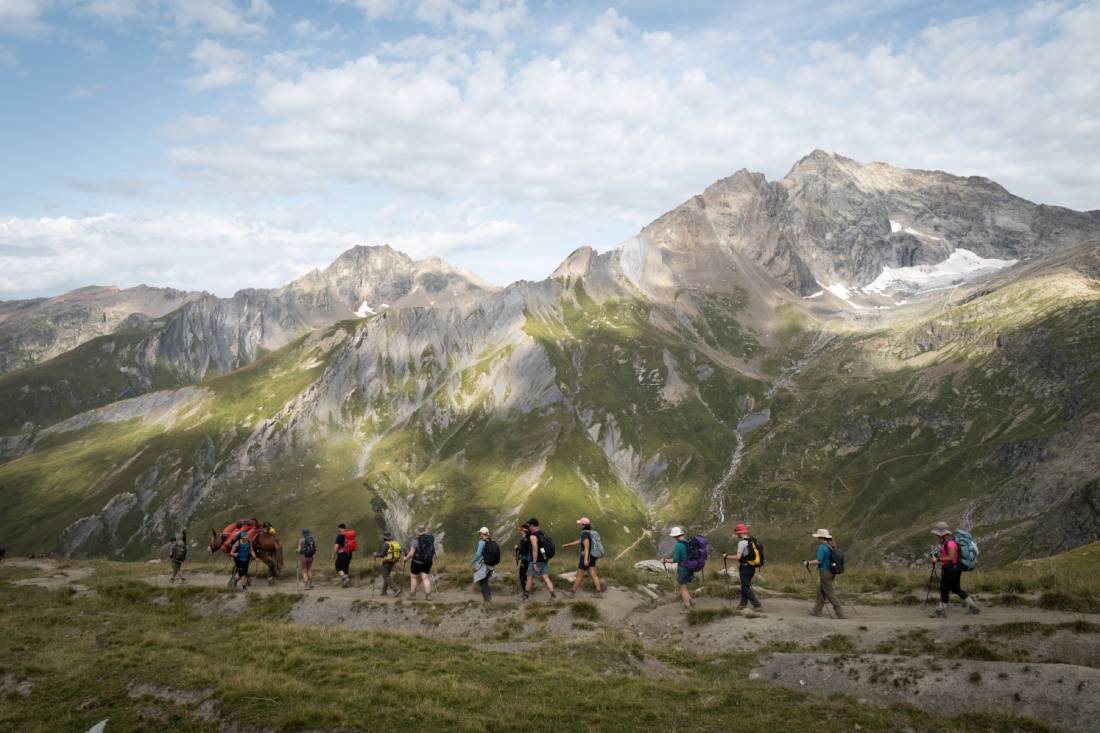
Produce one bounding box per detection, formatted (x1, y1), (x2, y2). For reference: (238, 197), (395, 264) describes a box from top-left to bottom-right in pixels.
(676, 566), (695, 585)
(299, 555), (313, 571)
(578, 556), (598, 570)
(410, 560), (432, 576)
(235, 559), (250, 577)
(335, 553), (351, 574)
(528, 560), (549, 577)
(171, 560), (182, 572)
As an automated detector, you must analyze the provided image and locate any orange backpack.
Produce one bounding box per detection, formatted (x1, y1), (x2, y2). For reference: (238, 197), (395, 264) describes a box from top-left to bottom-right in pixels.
(343, 529), (358, 553)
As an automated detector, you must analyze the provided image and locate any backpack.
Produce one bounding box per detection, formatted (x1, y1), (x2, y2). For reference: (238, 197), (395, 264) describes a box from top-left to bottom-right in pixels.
(954, 529), (979, 571)
(482, 539), (501, 566)
(384, 540), (401, 563)
(741, 537), (764, 567)
(174, 543), (188, 563)
(829, 544), (846, 575)
(682, 536), (708, 572)
(588, 530), (605, 559)
(301, 535), (317, 557)
(413, 534), (436, 564)
(343, 529), (357, 554)
(235, 540), (250, 562)
(536, 531), (555, 561)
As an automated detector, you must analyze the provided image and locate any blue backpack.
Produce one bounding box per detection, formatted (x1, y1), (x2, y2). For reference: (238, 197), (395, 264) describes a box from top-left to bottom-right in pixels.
(954, 529), (979, 571)
(236, 540), (251, 562)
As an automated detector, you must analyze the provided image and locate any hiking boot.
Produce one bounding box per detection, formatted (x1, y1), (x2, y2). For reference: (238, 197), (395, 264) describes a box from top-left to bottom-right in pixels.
(565, 590), (576, 598)
(809, 610), (823, 617)
(521, 592), (530, 602)
(834, 610), (847, 619)
(340, 576), (351, 588)
(549, 592), (558, 602)
(929, 607), (946, 618)
(968, 605), (981, 615)
(751, 605), (764, 613)
(735, 604), (747, 611)
(592, 591), (604, 599)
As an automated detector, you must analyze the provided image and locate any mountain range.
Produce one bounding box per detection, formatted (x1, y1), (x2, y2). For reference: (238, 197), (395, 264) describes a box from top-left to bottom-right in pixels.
(1, 150), (1098, 565)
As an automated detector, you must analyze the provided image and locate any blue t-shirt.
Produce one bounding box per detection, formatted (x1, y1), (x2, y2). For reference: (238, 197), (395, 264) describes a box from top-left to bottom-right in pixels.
(579, 529), (592, 557)
(815, 543), (832, 570)
(236, 540), (251, 562)
(473, 538), (486, 564)
(673, 539), (688, 564)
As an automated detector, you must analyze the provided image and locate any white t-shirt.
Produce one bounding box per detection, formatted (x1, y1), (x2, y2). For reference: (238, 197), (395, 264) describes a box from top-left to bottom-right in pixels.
(736, 539), (749, 558)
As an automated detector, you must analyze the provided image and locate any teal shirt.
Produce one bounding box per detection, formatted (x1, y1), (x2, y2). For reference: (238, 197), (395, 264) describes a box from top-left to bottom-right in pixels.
(673, 540), (688, 564)
(816, 543), (832, 570)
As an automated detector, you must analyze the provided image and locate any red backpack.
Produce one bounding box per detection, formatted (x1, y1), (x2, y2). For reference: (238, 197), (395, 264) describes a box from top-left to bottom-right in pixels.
(343, 529), (358, 553)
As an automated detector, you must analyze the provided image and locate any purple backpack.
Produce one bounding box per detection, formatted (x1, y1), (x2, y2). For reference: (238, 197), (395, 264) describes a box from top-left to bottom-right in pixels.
(681, 536), (708, 571)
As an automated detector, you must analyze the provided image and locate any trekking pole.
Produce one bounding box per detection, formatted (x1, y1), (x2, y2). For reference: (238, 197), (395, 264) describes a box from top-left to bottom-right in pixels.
(925, 562), (939, 607)
(723, 555), (733, 608)
(805, 563), (833, 619)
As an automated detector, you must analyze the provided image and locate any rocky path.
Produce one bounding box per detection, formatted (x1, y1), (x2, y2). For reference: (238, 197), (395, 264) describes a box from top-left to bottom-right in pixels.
(10, 560), (1100, 733)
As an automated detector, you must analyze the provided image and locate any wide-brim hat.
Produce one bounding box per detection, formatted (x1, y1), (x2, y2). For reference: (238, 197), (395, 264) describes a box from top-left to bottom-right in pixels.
(812, 528), (832, 539)
(930, 521), (952, 536)
(478, 526), (490, 535)
(669, 526), (684, 537)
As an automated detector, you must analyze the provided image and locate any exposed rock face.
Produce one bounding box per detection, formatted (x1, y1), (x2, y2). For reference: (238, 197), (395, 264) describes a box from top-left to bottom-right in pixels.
(2, 153), (1099, 565)
(635, 150), (1100, 296)
(0, 285), (202, 374)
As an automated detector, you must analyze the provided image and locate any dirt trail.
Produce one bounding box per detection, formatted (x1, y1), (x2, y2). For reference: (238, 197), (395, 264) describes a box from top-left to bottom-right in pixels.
(9, 560), (1100, 732)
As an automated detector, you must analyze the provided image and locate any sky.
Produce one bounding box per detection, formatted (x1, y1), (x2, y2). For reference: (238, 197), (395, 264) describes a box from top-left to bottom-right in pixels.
(1, 0), (1098, 299)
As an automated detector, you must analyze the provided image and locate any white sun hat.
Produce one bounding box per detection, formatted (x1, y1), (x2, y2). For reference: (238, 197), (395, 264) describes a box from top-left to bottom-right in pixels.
(669, 526), (685, 537)
(478, 526), (490, 534)
(811, 528), (833, 539)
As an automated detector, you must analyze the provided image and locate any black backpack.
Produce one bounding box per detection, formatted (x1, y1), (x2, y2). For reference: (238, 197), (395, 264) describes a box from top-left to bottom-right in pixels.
(741, 537), (764, 567)
(482, 539), (501, 566)
(301, 535), (317, 557)
(536, 531), (555, 561)
(173, 543), (188, 562)
(830, 545), (846, 575)
(414, 534), (436, 564)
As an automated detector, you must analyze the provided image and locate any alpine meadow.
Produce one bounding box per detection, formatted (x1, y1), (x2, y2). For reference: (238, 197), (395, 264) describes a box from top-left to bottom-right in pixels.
(2, 2), (1099, 732)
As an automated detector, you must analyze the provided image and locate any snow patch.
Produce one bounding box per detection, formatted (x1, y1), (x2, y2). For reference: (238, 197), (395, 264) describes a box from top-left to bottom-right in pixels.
(904, 226), (942, 241)
(889, 220), (901, 233)
(803, 290), (824, 300)
(863, 248), (1017, 297)
(355, 301), (375, 317)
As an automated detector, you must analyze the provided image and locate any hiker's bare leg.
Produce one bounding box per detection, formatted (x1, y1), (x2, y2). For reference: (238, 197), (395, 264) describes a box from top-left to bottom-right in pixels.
(589, 567), (602, 592)
(410, 574), (419, 595)
(571, 574), (584, 594)
(525, 576), (534, 594)
(679, 584), (691, 605)
(422, 574), (432, 595)
(542, 575), (555, 594)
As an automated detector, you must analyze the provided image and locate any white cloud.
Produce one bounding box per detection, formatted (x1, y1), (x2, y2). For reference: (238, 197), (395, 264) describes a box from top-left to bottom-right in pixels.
(80, 0), (143, 22)
(334, 0), (399, 21)
(169, 0), (271, 35)
(165, 2), (1100, 219)
(0, 0), (53, 36)
(292, 18), (341, 41)
(187, 39), (249, 90)
(70, 82), (104, 98)
(0, 209), (522, 297)
(415, 0), (528, 38)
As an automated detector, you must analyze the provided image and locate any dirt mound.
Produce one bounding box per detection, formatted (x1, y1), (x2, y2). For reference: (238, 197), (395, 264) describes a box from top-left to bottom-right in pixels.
(754, 652), (1100, 733)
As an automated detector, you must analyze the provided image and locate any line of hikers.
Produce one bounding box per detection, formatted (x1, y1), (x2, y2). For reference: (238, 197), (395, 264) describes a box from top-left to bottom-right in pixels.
(168, 518), (981, 617)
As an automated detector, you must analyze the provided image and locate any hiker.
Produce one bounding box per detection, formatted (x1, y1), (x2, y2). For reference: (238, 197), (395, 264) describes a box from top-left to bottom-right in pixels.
(523, 518), (557, 601)
(405, 527), (435, 600)
(929, 522), (980, 617)
(168, 535), (187, 583)
(230, 531), (256, 591)
(471, 526), (498, 603)
(722, 523), (763, 612)
(661, 527), (695, 611)
(297, 528), (316, 590)
(372, 531), (402, 596)
(562, 517), (603, 598)
(332, 523), (354, 588)
(516, 524), (531, 593)
(803, 528), (845, 618)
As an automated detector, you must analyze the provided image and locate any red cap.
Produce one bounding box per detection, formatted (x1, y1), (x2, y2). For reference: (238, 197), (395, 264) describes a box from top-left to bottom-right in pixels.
(734, 523), (749, 534)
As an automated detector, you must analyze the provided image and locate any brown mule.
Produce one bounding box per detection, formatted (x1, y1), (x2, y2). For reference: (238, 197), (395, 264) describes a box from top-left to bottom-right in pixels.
(209, 525), (284, 585)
